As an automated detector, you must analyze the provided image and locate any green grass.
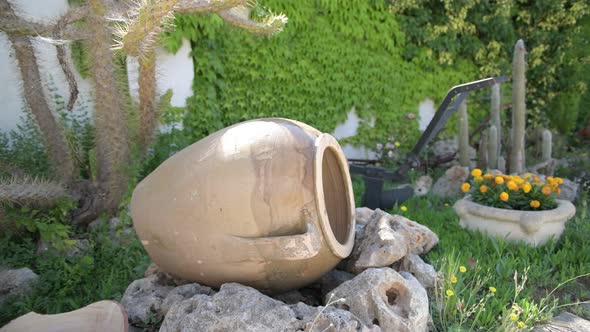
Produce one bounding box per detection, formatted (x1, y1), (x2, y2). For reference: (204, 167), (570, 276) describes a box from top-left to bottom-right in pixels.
(0, 222), (150, 326)
(391, 193), (590, 330)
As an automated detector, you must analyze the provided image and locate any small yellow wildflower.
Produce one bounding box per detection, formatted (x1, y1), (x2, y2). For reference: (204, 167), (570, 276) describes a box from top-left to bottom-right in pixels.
(507, 180), (518, 191)
(451, 276), (457, 284)
(488, 286), (496, 293)
(517, 321), (525, 328)
(495, 176), (505, 185)
(461, 182), (471, 193)
(400, 205), (408, 212)
(522, 182), (532, 193)
(471, 168), (483, 177)
(530, 200), (541, 209)
(510, 313), (519, 321)
(446, 289), (454, 297)
(542, 185), (552, 196)
(499, 192), (509, 202)
(480, 185), (488, 193)
(444, 203), (449, 207)
(394, 141), (401, 147)
(459, 266), (467, 273)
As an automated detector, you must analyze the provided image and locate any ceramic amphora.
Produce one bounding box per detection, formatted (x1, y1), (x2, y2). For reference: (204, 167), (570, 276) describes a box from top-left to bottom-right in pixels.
(131, 118), (355, 293)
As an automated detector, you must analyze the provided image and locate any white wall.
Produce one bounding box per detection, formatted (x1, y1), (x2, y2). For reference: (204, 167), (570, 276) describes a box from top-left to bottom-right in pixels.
(0, 0), (194, 133)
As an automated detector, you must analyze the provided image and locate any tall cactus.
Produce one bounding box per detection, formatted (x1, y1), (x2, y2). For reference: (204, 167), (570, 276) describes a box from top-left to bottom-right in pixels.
(478, 130), (488, 169)
(488, 125), (498, 169)
(542, 129), (552, 161)
(490, 83), (501, 165)
(458, 100), (470, 167)
(509, 39), (527, 174)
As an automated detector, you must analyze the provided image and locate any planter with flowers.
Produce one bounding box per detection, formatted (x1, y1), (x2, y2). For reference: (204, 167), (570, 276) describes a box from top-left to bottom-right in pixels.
(453, 169), (576, 246)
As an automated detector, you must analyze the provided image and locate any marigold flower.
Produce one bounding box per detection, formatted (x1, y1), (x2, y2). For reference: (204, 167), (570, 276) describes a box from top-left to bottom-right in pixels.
(513, 176), (524, 185)
(488, 286), (496, 293)
(517, 321), (525, 328)
(474, 176), (484, 182)
(507, 180), (518, 191)
(530, 200), (541, 209)
(542, 185), (552, 196)
(471, 168), (482, 177)
(484, 173), (493, 180)
(446, 289), (454, 297)
(555, 177), (564, 184)
(461, 182), (471, 193)
(547, 176), (554, 183)
(556, 187), (561, 195)
(522, 182), (532, 193)
(495, 176), (504, 185)
(533, 176), (541, 183)
(459, 266), (467, 273)
(499, 192), (509, 201)
(451, 276), (457, 284)
(524, 173), (532, 180)
(400, 205), (408, 212)
(480, 185), (488, 193)
(510, 313), (519, 321)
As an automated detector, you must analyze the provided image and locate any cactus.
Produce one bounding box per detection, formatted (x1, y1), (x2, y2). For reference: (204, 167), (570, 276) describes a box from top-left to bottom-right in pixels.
(458, 100), (470, 167)
(478, 130), (488, 169)
(490, 83), (501, 160)
(488, 125), (498, 169)
(509, 39), (527, 174)
(542, 129), (552, 161)
(0, 0), (288, 224)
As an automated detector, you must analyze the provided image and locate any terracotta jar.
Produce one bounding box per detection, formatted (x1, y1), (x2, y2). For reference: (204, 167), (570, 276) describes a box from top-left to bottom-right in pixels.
(131, 118), (355, 293)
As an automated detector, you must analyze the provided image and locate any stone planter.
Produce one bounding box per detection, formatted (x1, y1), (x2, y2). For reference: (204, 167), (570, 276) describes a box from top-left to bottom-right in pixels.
(131, 118), (355, 293)
(453, 197), (576, 246)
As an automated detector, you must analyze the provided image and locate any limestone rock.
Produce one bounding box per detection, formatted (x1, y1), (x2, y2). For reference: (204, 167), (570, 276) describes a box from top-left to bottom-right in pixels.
(414, 175), (433, 197)
(320, 269), (355, 298)
(0, 268), (39, 306)
(327, 268), (429, 332)
(558, 178), (579, 202)
(432, 165), (469, 198)
(432, 139), (457, 161)
(399, 254), (437, 288)
(160, 283), (376, 332)
(347, 209), (438, 273)
(161, 283), (216, 315)
(533, 312), (590, 332)
(355, 207), (374, 225)
(120, 272), (189, 326)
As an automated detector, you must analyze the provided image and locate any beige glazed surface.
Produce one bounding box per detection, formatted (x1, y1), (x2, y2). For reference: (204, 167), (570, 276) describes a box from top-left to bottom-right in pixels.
(454, 197), (576, 246)
(131, 118), (356, 293)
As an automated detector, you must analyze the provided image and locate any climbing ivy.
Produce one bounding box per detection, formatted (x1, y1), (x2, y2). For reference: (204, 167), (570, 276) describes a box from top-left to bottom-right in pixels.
(161, 0), (478, 151)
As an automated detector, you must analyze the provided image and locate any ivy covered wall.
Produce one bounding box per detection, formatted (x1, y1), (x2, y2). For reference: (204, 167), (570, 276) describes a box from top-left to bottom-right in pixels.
(161, 0), (478, 150)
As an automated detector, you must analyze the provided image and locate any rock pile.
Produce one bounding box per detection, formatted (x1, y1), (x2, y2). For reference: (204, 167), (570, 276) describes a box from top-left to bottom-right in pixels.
(120, 208), (440, 332)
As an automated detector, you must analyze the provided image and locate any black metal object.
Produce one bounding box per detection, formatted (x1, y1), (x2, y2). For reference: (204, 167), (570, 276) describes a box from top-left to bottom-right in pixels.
(350, 76), (509, 209)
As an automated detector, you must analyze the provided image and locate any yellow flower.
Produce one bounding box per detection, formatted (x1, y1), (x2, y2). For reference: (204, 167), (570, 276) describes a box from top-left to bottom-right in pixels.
(555, 177), (564, 184)
(446, 289), (454, 297)
(444, 203), (449, 207)
(480, 185), (488, 193)
(530, 200), (541, 209)
(400, 205), (408, 212)
(510, 313), (519, 321)
(461, 182), (471, 193)
(517, 321), (525, 328)
(507, 180), (518, 191)
(488, 286), (496, 293)
(556, 187), (562, 195)
(471, 168), (483, 177)
(513, 176), (524, 185)
(499, 192), (509, 202)
(524, 173), (532, 180)
(495, 176), (505, 185)
(474, 176), (484, 182)
(394, 141), (401, 147)
(542, 185), (552, 196)
(459, 266), (467, 273)
(451, 276), (457, 284)
(533, 176), (541, 183)
(522, 182), (532, 193)
(547, 176), (554, 183)
(484, 173), (493, 180)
